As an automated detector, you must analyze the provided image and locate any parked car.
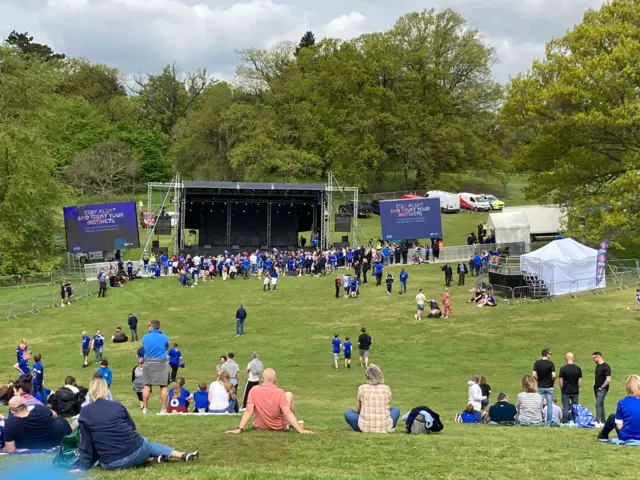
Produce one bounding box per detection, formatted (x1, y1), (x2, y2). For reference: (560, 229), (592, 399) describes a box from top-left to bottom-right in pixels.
(371, 199), (381, 215)
(482, 194), (504, 210)
(338, 201), (373, 217)
(459, 193), (491, 212)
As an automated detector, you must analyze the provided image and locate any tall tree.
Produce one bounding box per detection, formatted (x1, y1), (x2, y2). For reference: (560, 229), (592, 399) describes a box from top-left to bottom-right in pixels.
(0, 47), (66, 273)
(58, 59), (126, 104)
(502, 0), (640, 246)
(133, 64), (208, 139)
(295, 31), (316, 56)
(5, 31), (65, 61)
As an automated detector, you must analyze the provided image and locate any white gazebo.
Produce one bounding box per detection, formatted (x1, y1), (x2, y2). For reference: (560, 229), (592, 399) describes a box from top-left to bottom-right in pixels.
(520, 238), (603, 296)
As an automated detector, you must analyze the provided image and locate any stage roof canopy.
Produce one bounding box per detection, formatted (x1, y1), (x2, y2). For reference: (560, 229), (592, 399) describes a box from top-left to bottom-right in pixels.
(183, 181), (325, 191)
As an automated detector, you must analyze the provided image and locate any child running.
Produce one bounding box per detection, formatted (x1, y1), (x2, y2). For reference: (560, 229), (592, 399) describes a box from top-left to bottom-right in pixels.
(332, 334), (342, 370)
(385, 272), (394, 295)
(343, 336), (352, 369)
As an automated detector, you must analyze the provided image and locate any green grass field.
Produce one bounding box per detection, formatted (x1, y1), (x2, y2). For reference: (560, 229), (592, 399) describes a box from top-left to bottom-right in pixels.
(1, 264), (639, 479)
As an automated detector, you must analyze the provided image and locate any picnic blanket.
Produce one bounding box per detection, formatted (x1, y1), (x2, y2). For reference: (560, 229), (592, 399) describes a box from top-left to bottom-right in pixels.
(599, 438), (640, 446)
(0, 446), (59, 455)
(156, 412), (240, 416)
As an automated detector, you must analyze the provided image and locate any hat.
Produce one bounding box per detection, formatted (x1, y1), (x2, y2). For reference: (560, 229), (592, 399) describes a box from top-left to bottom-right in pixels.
(8, 395), (27, 410)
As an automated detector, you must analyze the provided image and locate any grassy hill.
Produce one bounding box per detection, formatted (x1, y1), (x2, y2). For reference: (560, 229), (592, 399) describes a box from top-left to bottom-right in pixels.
(0, 264), (639, 478)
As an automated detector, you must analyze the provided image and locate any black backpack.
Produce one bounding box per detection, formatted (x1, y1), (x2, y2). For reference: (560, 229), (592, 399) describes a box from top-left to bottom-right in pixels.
(405, 406), (444, 434)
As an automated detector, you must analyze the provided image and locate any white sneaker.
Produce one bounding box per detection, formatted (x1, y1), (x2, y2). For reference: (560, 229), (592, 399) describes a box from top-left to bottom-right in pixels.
(414, 314), (418, 320)
(239, 407), (246, 412)
(159, 410), (168, 415)
(142, 408), (148, 414)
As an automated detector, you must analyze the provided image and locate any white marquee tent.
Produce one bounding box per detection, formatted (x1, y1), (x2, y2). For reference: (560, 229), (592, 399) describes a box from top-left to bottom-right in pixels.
(520, 238), (603, 296)
(487, 211), (531, 251)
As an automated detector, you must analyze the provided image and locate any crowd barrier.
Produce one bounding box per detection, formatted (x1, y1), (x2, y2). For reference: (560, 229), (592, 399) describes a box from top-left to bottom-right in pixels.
(480, 270), (640, 306)
(83, 261), (145, 282)
(0, 271), (73, 289)
(408, 242), (526, 265)
(0, 282), (93, 320)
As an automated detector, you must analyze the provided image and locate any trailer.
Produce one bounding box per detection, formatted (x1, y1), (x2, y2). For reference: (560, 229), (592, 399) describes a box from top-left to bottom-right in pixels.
(502, 205), (568, 240)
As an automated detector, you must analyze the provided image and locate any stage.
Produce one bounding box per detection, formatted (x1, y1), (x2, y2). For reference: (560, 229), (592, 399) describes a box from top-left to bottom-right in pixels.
(178, 181), (325, 254)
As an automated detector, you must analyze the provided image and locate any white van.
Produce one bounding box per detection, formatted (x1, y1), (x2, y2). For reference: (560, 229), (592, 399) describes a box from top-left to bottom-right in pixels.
(459, 193), (491, 212)
(425, 191), (460, 213)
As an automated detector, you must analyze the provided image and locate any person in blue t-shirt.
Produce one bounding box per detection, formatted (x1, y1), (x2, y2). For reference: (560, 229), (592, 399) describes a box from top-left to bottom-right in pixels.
(332, 334), (342, 370)
(287, 257), (295, 276)
(168, 377), (192, 413)
(92, 329), (105, 362)
(16, 339), (27, 363)
(193, 382), (209, 412)
(241, 257), (249, 279)
(349, 277), (359, 298)
(168, 343), (183, 383)
(32, 353), (45, 400)
(13, 350), (31, 379)
(81, 331), (91, 367)
(97, 359), (113, 387)
(270, 268), (279, 292)
(265, 257), (273, 272)
(152, 265), (161, 279)
(399, 269), (409, 295)
(343, 337), (353, 369)
(374, 262), (384, 286)
(127, 260), (134, 280)
(598, 374), (640, 442)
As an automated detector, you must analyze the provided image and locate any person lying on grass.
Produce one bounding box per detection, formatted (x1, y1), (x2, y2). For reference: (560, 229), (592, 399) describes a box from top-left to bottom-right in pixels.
(226, 368), (313, 434)
(74, 377), (198, 471)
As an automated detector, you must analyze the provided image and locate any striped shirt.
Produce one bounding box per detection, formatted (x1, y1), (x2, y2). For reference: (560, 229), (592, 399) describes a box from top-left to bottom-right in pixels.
(516, 392), (544, 423)
(357, 384), (393, 433)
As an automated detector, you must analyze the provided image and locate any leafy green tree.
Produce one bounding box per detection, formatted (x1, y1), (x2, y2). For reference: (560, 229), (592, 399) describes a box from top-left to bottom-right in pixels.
(5, 31), (65, 61)
(502, 0), (640, 246)
(295, 31), (316, 56)
(58, 59), (126, 104)
(0, 47), (66, 273)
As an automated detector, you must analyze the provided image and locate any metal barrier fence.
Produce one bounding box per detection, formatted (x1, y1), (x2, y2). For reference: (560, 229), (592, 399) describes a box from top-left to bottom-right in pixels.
(480, 270), (640, 306)
(0, 282), (93, 320)
(408, 242), (527, 264)
(0, 271), (77, 289)
(83, 261), (145, 281)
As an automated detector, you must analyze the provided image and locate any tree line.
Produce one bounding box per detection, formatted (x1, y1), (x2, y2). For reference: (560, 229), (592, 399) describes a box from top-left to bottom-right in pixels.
(0, 2), (637, 273)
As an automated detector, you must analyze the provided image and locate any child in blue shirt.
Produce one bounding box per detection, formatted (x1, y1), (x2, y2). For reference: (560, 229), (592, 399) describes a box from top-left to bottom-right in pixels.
(32, 353), (44, 400)
(13, 349), (31, 379)
(92, 329), (105, 362)
(81, 330), (91, 367)
(97, 359), (113, 387)
(193, 382), (209, 413)
(168, 343), (183, 383)
(399, 269), (409, 295)
(168, 377), (192, 413)
(332, 334), (342, 370)
(385, 272), (394, 295)
(343, 337), (352, 369)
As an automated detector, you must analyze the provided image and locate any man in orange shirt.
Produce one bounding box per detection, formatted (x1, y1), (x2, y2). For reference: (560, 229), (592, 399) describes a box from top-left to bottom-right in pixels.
(226, 369), (313, 434)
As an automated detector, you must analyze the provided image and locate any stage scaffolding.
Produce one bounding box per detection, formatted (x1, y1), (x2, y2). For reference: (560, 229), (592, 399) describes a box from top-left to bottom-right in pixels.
(142, 173), (182, 257)
(323, 172), (359, 248)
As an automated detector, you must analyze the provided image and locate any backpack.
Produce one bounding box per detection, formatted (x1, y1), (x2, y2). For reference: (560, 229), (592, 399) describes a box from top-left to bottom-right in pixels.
(459, 411), (479, 424)
(52, 427), (81, 469)
(405, 406), (444, 434)
(572, 404), (595, 428)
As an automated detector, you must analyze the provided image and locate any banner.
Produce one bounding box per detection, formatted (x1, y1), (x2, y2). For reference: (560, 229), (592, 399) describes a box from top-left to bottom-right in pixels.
(64, 201), (140, 253)
(595, 239), (609, 286)
(380, 197), (442, 241)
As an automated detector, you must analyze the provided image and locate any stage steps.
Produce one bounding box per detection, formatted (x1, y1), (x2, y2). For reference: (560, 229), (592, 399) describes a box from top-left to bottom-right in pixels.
(523, 274), (551, 300)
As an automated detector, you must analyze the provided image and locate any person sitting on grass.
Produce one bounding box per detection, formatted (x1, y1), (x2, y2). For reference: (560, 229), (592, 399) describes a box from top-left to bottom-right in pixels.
(12, 375), (44, 412)
(467, 375), (486, 422)
(193, 382), (209, 413)
(455, 404), (479, 424)
(516, 375), (544, 425)
(167, 377), (192, 413)
(75, 378), (199, 471)
(488, 393), (517, 424)
(477, 293), (497, 308)
(598, 374), (640, 442)
(49, 376), (87, 418)
(208, 372), (236, 414)
(2, 396), (72, 452)
(112, 327), (128, 343)
(226, 368), (312, 434)
(344, 364), (400, 433)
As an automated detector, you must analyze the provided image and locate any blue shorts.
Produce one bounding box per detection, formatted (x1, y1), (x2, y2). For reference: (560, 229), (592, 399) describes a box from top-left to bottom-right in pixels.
(417, 304), (425, 311)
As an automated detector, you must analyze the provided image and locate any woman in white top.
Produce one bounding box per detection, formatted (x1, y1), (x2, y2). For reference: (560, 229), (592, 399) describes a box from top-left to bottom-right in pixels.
(516, 375), (544, 424)
(467, 375), (486, 421)
(208, 372), (235, 413)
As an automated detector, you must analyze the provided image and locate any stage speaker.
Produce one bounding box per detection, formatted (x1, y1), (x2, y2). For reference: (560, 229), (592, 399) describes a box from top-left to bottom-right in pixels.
(232, 245), (240, 250)
(204, 245), (212, 250)
(152, 240), (160, 248)
(335, 215), (351, 232)
(341, 235), (349, 243)
(155, 217), (172, 235)
(334, 241), (349, 248)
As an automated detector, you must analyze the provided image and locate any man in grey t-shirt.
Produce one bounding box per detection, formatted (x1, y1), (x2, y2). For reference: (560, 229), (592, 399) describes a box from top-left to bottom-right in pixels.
(242, 352), (264, 411)
(221, 352), (240, 389)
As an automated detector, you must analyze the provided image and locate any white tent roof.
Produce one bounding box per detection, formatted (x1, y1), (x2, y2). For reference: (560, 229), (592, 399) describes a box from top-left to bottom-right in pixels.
(522, 238), (597, 265)
(487, 211), (529, 231)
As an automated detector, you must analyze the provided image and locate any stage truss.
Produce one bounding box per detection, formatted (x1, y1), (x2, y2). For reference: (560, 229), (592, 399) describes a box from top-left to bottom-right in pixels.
(145, 173), (359, 254)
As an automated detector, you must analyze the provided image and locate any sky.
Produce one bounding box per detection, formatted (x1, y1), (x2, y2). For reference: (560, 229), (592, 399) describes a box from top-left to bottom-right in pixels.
(1, 0), (606, 83)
